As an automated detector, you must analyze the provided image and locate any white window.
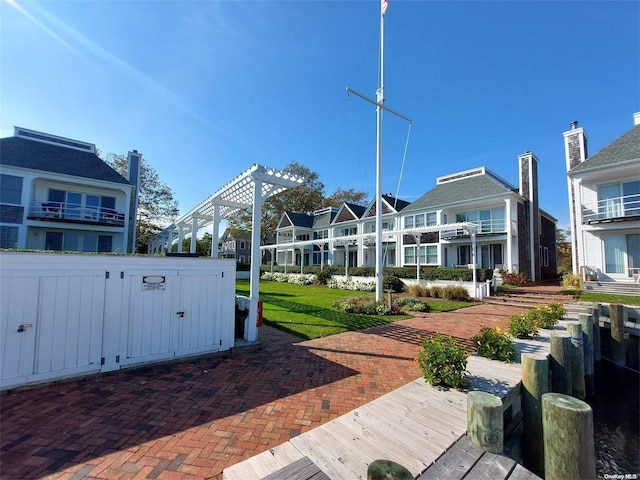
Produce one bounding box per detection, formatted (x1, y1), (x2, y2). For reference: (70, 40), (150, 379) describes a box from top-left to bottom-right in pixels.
(404, 216), (414, 229)
(0, 226), (18, 248)
(0, 175), (23, 204)
(426, 212), (437, 226)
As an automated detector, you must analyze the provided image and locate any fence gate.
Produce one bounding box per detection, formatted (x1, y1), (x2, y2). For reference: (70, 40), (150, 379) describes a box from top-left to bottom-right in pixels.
(0, 269), (105, 388)
(120, 270), (225, 367)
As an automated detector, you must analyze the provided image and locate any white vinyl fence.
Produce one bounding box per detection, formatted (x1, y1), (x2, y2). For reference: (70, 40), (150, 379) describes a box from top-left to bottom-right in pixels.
(0, 252), (236, 390)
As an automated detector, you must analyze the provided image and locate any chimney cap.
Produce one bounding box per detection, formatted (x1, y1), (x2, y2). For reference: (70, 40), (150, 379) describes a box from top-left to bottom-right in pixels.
(571, 121), (579, 129)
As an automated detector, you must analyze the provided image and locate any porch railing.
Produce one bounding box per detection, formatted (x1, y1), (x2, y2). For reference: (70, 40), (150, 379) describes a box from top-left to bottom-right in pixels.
(28, 201), (125, 226)
(582, 193), (640, 223)
(441, 219), (506, 239)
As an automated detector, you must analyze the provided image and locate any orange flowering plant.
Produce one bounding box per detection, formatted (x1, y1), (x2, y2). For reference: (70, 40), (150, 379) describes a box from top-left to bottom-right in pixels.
(471, 325), (516, 362)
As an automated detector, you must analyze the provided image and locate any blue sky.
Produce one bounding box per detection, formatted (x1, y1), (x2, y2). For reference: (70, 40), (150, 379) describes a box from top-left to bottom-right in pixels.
(1, 0), (638, 230)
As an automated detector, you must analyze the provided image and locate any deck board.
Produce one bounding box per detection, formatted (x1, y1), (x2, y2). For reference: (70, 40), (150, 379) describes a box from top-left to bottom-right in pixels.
(224, 324), (555, 480)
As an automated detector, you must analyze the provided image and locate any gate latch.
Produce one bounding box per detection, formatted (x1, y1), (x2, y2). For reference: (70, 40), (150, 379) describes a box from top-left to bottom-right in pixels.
(17, 323), (33, 333)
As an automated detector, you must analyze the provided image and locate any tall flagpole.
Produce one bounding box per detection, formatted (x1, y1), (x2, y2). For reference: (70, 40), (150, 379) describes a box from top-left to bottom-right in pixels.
(375, 0), (385, 301)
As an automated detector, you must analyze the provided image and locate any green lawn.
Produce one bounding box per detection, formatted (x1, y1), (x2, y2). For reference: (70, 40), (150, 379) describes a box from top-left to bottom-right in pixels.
(565, 290), (640, 306)
(235, 279), (477, 340)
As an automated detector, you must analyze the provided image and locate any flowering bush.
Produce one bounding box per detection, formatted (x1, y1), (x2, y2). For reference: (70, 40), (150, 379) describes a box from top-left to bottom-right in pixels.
(531, 303), (566, 329)
(508, 313), (539, 339)
(416, 333), (469, 388)
(261, 272), (315, 285)
(393, 297), (431, 312)
(471, 326), (516, 362)
(562, 273), (582, 290)
(331, 296), (401, 315)
(327, 279), (376, 292)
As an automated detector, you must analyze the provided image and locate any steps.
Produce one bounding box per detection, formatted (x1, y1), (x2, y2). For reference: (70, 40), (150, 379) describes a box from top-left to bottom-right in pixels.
(484, 290), (574, 309)
(583, 281), (640, 296)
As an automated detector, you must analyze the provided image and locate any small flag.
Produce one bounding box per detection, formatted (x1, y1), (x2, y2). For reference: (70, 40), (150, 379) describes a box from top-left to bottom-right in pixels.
(382, 0), (388, 16)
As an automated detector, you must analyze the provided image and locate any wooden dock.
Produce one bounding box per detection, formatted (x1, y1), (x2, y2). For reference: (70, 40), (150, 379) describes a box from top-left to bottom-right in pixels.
(224, 333), (551, 480)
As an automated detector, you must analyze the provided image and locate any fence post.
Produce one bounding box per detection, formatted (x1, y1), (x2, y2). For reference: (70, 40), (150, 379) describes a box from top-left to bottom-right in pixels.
(467, 391), (503, 454)
(578, 313), (594, 394)
(609, 304), (627, 366)
(542, 393), (596, 480)
(566, 322), (586, 400)
(521, 353), (549, 477)
(550, 332), (572, 395)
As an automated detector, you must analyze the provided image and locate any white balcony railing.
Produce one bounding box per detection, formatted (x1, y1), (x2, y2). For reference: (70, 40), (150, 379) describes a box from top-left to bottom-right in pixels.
(28, 201), (125, 226)
(441, 219), (506, 238)
(582, 194), (640, 223)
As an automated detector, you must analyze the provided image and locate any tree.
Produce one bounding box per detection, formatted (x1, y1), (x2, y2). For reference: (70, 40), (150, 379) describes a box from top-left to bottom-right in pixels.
(556, 227), (573, 275)
(323, 187), (368, 208)
(227, 162), (325, 242)
(174, 232), (213, 256)
(104, 153), (179, 253)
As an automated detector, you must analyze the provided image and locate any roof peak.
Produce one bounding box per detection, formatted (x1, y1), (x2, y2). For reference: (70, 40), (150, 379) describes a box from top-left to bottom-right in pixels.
(13, 126), (96, 153)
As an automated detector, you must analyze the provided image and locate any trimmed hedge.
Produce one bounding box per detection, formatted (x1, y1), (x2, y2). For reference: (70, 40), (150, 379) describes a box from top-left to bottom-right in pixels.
(260, 264), (493, 282)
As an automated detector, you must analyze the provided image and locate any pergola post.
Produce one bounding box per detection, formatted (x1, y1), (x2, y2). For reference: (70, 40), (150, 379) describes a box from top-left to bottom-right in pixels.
(247, 178), (264, 343)
(177, 224), (185, 253)
(190, 217), (198, 253)
(211, 204), (220, 258)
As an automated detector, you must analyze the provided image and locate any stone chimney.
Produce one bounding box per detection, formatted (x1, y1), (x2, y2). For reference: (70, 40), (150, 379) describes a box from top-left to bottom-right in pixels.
(127, 150), (142, 253)
(518, 152), (540, 281)
(563, 121), (588, 172)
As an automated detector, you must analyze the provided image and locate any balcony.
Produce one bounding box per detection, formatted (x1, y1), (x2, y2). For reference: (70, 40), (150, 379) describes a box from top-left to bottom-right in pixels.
(28, 201), (125, 227)
(441, 219), (506, 239)
(582, 194), (640, 223)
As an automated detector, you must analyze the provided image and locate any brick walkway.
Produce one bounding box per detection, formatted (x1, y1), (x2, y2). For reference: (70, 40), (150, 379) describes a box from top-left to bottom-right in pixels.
(0, 304), (529, 480)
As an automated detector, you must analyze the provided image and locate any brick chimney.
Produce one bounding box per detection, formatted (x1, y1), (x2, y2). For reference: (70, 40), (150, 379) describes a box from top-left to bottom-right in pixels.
(127, 150), (142, 253)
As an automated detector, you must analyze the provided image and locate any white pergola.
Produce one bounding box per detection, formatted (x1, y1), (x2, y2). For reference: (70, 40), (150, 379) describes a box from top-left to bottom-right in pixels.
(148, 164), (303, 341)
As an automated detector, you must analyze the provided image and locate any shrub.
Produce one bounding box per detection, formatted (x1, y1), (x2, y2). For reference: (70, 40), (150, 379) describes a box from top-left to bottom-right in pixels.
(430, 286), (443, 298)
(315, 269), (332, 285)
(528, 303), (566, 330)
(562, 273), (582, 290)
(327, 278), (376, 291)
(442, 286), (470, 301)
(416, 333), (469, 388)
(382, 274), (405, 293)
(471, 326), (516, 362)
(501, 271), (529, 287)
(393, 297), (430, 312)
(508, 313), (539, 339)
(331, 296), (401, 316)
(406, 284), (428, 297)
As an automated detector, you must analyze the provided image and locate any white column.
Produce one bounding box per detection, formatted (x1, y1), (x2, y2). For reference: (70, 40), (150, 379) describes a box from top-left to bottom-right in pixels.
(190, 217), (198, 253)
(247, 178), (264, 343)
(211, 205), (220, 258)
(472, 229), (479, 299)
(178, 225), (185, 253)
(415, 235), (421, 284)
(505, 198), (513, 272)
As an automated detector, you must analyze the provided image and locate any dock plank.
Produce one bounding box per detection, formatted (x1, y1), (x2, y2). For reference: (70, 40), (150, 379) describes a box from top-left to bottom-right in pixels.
(261, 456), (329, 480)
(507, 463), (542, 480)
(417, 436), (484, 480)
(464, 451), (516, 480)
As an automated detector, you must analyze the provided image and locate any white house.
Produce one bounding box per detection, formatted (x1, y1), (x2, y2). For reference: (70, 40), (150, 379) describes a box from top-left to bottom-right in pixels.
(273, 155), (557, 281)
(565, 113), (640, 282)
(0, 127), (140, 253)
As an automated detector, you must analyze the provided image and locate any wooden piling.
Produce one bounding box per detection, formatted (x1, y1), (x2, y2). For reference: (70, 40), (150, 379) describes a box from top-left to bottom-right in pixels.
(609, 304), (627, 366)
(542, 393), (596, 480)
(467, 391), (503, 454)
(567, 322), (586, 400)
(578, 313), (594, 393)
(590, 304), (602, 363)
(521, 353), (549, 477)
(550, 332), (572, 395)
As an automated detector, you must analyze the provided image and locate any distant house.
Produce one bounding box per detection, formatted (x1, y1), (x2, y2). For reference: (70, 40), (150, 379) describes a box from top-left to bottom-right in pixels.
(273, 155), (557, 281)
(564, 113), (640, 282)
(0, 127), (140, 253)
(218, 228), (253, 264)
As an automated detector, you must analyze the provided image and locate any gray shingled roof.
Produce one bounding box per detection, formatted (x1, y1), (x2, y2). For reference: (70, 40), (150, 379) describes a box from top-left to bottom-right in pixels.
(344, 203), (366, 218)
(0, 137), (131, 185)
(570, 124), (640, 173)
(382, 194), (410, 212)
(402, 173), (517, 212)
(284, 212), (314, 228)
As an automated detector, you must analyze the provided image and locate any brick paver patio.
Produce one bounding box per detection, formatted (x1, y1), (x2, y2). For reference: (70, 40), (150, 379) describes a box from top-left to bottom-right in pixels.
(0, 304), (529, 480)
